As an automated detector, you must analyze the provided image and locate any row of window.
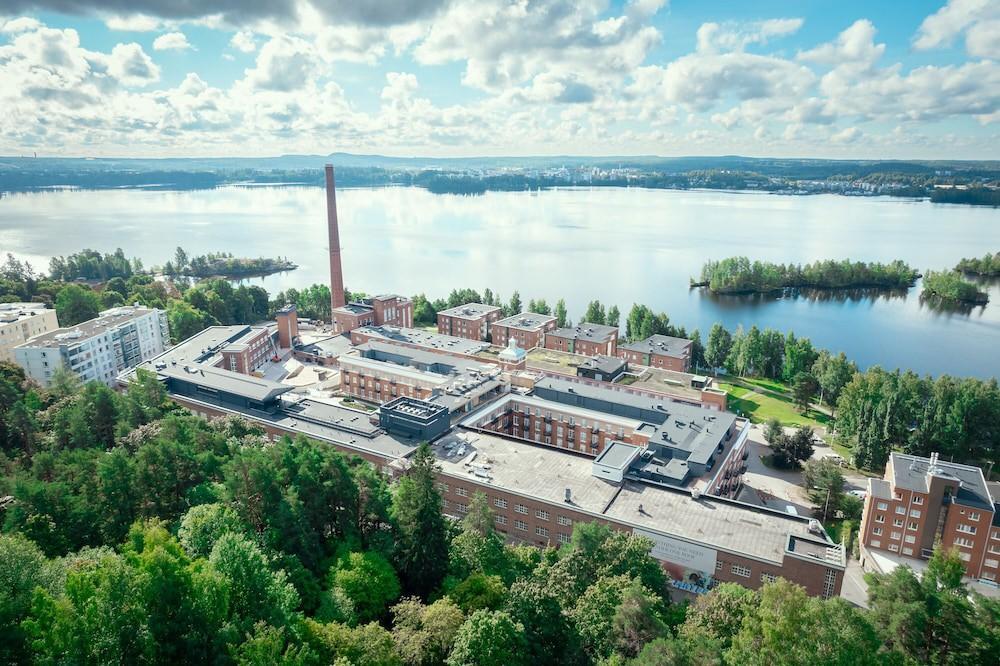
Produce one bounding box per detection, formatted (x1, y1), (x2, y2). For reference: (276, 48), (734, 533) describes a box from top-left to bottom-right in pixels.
(438, 484), (575, 527)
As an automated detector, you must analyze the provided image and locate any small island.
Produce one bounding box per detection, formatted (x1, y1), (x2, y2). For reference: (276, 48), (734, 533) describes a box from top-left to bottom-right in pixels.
(162, 247), (297, 279)
(955, 252), (1000, 277)
(921, 270), (989, 305)
(693, 257), (918, 294)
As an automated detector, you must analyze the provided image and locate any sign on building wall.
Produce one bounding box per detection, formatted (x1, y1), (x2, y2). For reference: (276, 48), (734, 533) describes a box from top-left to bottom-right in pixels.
(633, 527), (718, 576)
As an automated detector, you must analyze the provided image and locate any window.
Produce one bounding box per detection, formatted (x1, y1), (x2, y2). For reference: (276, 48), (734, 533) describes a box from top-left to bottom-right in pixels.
(456, 503), (467, 513)
(716, 561), (723, 571)
(443, 499), (450, 509)
(877, 501), (888, 511)
(895, 506), (906, 515)
(891, 532), (902, 540)
(438, 483), (449, 493)
(557, 516), (572, 526)
(889, 544), (899, 552)
(494, 498), (508, 509)
(905, 535), (916, 544)
(903, 547), (914, 556)
(536, 510), (549, 521)
(515, 504), (528, 515)
(893, 518), (904, 527)
(909, 509), (921, 518)
(955, 537), (974, 548)
(731, 564), (751, 578)
(871, 540), (881, 548)
(514, 520), (528, 531)
(984, 558), (998, 569)
(535, 526), (549, 537)
(875, 514), (885, 523)
(872, 527), (883, 536)
(495, 515), (508, 526)
(969, 511), (981, 521)
(760, 573), (777, 584)
(558, 534), (571, 545)
(912, 495), (923, 505)
(983, 572), (997, 582)
(957, 524), (977, 535)
(959, 552), (971, 562)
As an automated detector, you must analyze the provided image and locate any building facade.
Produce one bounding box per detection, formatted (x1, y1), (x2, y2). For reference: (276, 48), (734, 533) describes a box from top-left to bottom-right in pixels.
(544, 323), (619, 357)
(0, 303), (59, 364)
(490, 313), (557, 350)
(860, 452), (998, 582)
(437, 303), (503, 341)
(15, 306), (168, 386)
(219, 327), (277, 375)
(619, 335), (693, 372)
(333, 295), (413, 334)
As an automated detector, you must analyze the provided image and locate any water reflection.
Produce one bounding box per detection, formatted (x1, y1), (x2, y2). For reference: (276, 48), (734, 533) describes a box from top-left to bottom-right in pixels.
(701, 286), (911, 308)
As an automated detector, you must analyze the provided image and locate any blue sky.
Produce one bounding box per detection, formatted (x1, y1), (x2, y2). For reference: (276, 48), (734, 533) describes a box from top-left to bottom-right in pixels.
(0, 0), (997, 158)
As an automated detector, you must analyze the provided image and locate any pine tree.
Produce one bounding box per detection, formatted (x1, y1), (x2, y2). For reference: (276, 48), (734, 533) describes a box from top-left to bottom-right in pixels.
(392, 444), (449, 598)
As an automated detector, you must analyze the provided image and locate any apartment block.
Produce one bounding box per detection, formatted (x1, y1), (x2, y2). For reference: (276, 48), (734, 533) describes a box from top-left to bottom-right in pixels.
(0, 302), (59, 364)
(860, 452), (998, 582)
(544, 322), (619, 357)
(437, 303), (503, 341)
(490, 313), (557, 350)
(333, 294), (413, 334)
(619, 334), (693, 372)
(15, 305), (168, 386)
(219, 326), (277, 375)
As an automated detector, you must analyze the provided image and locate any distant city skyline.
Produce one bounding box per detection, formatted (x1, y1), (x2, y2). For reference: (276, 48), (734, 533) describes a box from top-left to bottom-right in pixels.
(0, 0), (997, 159)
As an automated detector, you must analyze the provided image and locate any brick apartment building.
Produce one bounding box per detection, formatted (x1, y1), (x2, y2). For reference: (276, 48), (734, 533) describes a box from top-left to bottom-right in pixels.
(619, 334), (693, 372)
(333, 294), (413, 334)
(437, 303), (503, 341)
(219, 326), (276, 375)
(490, 313), (557, 350)
(860, 452), (999, 583)
(544, 322), (619, 357)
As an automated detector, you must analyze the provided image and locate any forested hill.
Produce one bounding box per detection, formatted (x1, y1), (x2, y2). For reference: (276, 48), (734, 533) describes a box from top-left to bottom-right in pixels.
(0, 363), (997, 665)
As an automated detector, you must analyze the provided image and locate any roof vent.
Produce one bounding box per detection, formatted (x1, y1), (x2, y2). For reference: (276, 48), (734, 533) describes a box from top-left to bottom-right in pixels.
(564, 488), (572, 503)
(690, 487), (701, 500)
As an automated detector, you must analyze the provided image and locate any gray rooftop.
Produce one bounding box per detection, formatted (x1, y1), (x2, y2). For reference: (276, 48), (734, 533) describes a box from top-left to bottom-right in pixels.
(18, 305), (162, 348)
(160, 363), (292, 403)
(889, 453), (993, 510)
(437, 303), (502, 319)
(295, 333), (354, 358)
(594, 441), (641, 470)
(334, 303), (375, 315)
(134, 325), (258, 371)
(620, 334), (692, 359)
(354, 325), (490, 356)
(547, 323), (619, 342)
(494, 312), (557, 331)
(579, 355), (626, 375)
(0, 302), (53, 324)
(532, 377), (737, 466)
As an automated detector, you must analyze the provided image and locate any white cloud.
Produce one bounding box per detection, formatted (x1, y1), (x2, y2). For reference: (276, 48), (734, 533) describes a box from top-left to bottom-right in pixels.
(153, 31), (193, 51)
(1, 17), (42, 33)
(105, 14), (164, 32)
(242, 36), (316, 92)
(696, 18), (804, 53)
(913, 0), (997, 51)
(107, 43), (161, 85)
(831, 126), (862, 143)
(798, 19), (884, 65)
(230, 30), (256, 53)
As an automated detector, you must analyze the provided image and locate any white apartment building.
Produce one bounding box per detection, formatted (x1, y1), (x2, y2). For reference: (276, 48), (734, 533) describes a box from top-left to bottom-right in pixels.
(14, 305), (169, 386)
(0, 303), (60, 364)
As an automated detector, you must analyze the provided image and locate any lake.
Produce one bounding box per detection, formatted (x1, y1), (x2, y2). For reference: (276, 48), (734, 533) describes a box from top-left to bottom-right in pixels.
(1, 185), (998, 379)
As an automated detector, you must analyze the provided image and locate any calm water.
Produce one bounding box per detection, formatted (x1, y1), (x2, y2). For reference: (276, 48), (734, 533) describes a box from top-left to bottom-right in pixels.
(2, 186), (998, 378)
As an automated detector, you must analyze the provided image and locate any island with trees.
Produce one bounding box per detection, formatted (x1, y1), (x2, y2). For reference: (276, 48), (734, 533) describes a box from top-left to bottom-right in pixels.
(163, 247), (297, 279)
(955, 251), (1000, 277)
(693, 257), (919, 294)
(921, 270), (989, 305)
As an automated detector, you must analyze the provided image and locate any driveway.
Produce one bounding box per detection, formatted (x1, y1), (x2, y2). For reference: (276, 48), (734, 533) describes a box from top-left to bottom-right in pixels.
(737, 423), (814, 516)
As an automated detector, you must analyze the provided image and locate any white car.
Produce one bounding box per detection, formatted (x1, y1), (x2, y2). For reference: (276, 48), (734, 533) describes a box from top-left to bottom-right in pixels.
(848, 489), (866, 499)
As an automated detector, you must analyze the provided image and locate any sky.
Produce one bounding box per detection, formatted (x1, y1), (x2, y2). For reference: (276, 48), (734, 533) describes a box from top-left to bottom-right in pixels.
(0, 0), (997, 159)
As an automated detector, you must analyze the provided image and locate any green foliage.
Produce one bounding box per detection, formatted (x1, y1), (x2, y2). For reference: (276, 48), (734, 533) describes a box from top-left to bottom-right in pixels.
(0, 533), (64, 663)
(447, 610), (528, 666)
(55, 283), (101, 326)
(329, 551), (401, 623)
(955, 251), (1000, 277)
(179, 502), (248, 558)
(802, 458), (846, 522)
(770, 424), (815, 469)
(209, 532), (300, 633)
(164, 248), (296, 279)
(49, 248), (134, 281)
(705, 323), (733, 370)
(449, 573), (507, 613)
(391, 444), (449, 598)
(791, 371), (819, 410)
(922, 269), (988, 303)
(582, 300), (607, 326)
(554, 298), (569, 327)
(699, 257), (917, 293)
(391, 596), (465, 666)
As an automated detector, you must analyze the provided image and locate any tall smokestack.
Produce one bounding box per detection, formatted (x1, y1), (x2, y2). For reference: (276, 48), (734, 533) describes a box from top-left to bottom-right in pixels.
(326, 164), (346, 313)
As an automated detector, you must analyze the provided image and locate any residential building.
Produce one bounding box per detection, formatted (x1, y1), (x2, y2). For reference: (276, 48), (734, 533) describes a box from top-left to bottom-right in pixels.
(576, 355), (627, 382)
(619, 334), (693, 372)
(0, 302), (58, 364)
(219, 326), (277, 375)
(437, 303), (503, 341)
(350, 325), (490, 358)
(490, 312), (557, 350)
(15, 305), (168, 386)
(860, 452), (998, 582)
(544, 322), (619, 356)
(333, 294), (413, 334)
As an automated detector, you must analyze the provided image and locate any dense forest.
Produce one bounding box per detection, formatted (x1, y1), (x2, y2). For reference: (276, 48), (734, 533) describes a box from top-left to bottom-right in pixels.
(1, 362), (997, 665)
(921, 270), (989, 304)
(955, 252), (1000, 277)
(696, 257), (918, 294)
(162, 247), (297, 279)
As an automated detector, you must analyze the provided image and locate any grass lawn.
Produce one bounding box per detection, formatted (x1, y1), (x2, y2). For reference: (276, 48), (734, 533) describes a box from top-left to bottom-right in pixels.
(718, 381), (831, 429)
(742, 377), (790, 395)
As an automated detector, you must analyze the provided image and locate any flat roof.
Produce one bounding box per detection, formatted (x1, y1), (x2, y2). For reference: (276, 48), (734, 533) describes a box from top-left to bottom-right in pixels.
(340, 354), (450, 386)
(547, 323), (619, 342)
(354, 325), (490, 355)
(494, 312), (557, 331)
(161, 363), (293, 403)
(437, 303), (502, 319)
(0, 303), (53, 324)
(595, 442), (640, 470)
(579, 355), (626, 375)
(889, 452), (992, 510)
(334, 303), (374, 315)
(18, 306), (161, 348)
(295, 333), (353, 357)
(620, 334), (692, 359)
(437, 428), (838, 566)
(133, 325), (255, 371)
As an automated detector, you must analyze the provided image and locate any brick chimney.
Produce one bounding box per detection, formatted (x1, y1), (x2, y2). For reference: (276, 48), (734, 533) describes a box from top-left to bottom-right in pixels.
(276, 304), (298, 348)
(326, 164), (346, 314)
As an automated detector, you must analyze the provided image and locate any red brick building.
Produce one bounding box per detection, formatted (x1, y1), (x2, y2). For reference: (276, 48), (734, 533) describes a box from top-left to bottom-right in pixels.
(219, 327), (275, 374)
(544, 322), (619, 357)
(860, 452), (998, 583)
(618, 334), (693, 372)
(491, 313), (557, 350)
(275, 304), (299, 348)
(333, 294), (413, 334)
(437, 303), (502, 341)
